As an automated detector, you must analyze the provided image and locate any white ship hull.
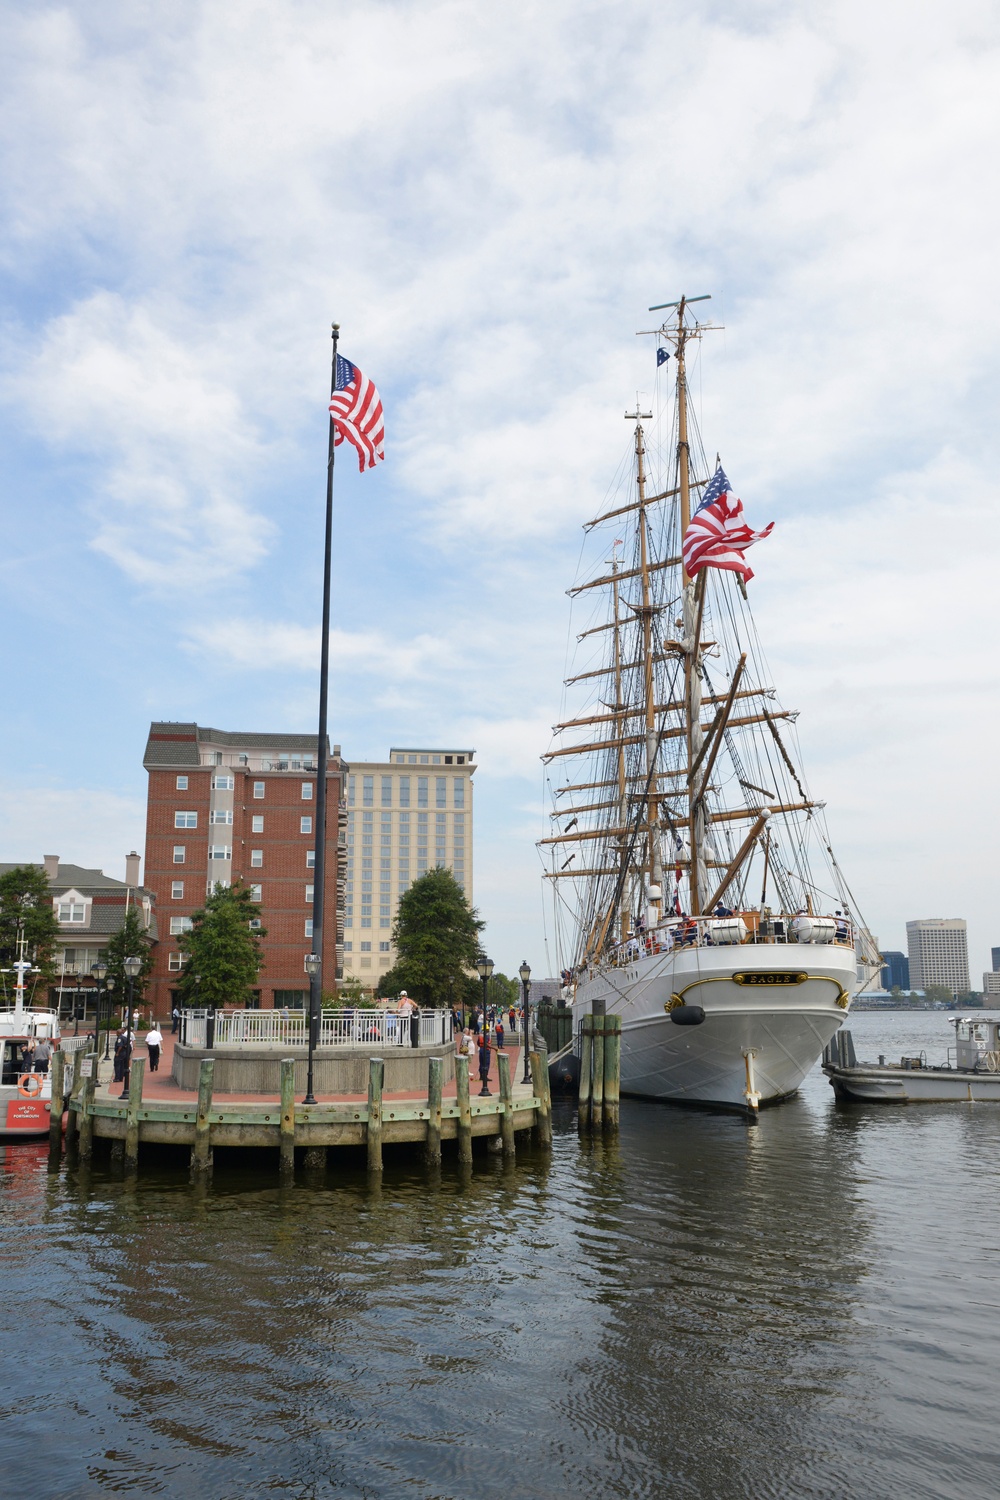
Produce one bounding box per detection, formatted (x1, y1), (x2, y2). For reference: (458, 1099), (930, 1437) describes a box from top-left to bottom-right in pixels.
(574, 941), (855, 1110)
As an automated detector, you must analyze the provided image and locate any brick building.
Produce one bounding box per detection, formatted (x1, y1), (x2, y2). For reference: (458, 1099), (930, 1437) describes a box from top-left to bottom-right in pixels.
(142, 723), (347, 1015)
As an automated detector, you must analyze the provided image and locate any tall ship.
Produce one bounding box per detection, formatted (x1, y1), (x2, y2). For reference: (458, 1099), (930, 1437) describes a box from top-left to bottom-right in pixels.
(540, 296), (880, 1112)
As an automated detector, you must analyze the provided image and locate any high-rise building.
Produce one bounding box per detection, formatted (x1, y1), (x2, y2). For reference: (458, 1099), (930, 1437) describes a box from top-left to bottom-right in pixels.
(906, 918), (969, 997)
(880, 950), (910, 991)
(982, 971), (1000, 996)
(991, 947), (1000, 973)
(342, 748), (476, 983)
(143, 723), (347, 1015)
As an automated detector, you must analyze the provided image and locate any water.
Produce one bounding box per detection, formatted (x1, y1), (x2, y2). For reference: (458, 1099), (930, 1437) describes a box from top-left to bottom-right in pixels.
(3, 1012), (999, 1500)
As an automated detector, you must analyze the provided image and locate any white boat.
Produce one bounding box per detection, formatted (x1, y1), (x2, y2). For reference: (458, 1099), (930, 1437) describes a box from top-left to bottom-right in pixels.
(0, 940), (60, 1138)
(541, 296), (880, 1112)
(824, 1019), (1000, 1102)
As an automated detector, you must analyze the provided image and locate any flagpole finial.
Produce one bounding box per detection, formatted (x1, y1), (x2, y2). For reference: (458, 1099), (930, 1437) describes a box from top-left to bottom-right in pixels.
(332, 322), (340, 334)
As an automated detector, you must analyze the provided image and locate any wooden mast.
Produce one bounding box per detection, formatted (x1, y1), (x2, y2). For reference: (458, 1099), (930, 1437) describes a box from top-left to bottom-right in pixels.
(631, 405), (663, 927)
(610, 549), (631, 945)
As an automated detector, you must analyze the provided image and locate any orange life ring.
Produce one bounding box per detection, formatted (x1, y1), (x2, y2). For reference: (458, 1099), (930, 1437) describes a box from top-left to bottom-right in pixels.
(17, 1073), (43, 1098)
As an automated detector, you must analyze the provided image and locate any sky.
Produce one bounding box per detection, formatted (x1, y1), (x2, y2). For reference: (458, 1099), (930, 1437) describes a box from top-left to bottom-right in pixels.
(2, 0), (1000, 983)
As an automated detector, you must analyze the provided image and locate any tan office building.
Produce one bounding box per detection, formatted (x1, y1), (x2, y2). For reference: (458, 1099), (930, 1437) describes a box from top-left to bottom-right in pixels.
(906, 918), (969, 997)
(343, 747), (476, 983)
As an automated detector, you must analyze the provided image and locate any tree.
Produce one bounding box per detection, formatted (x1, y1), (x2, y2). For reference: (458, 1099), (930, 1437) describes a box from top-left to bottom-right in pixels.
(376, 867), (483, 1007)
(177, 882), (267, 1009)
(105, 906), (155, 1007)
(0, 865), (60, 981)
(923, 983), (955, 1007)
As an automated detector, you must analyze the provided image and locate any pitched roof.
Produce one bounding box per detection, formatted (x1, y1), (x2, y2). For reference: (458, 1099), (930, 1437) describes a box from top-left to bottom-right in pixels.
(144, 721), (335, 769)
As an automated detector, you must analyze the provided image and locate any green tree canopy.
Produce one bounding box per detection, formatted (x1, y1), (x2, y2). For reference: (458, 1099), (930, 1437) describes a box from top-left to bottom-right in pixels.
(923, 983), (955, 1006)
(0, 865), (60, 981)
(104, 905), (155, 1005)
(376, 867), (483, 1007)
(177, 881), (266, 1009)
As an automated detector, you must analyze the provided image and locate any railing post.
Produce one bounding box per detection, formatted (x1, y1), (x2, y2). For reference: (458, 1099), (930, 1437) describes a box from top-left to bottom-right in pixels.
(190, 1058), (214, 1179)
(455, 1055), (473, 1163)
(529, 1047), (552, 1149)
(280, 1057), (295, 1178)
(425, 1056), (442, 1165)
(498, 1052), (516, 1157)
(48, 1050), (65, 1157)
(367, 1056), (384, 1174)
(578, 1016), (593, 1132)
(124, 1058), (144, 1174)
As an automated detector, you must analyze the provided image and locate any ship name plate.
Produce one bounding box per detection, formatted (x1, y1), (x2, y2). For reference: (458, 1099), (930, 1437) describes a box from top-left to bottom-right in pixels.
(733, 971), (807, 987)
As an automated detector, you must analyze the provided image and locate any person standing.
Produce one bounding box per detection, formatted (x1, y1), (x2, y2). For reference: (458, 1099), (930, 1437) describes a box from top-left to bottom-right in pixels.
(171, 1006), (180, 1035)
(495, 1017), (505, 1051)
(32, 1037), (52, 1074)
(478, 1032), (493, 1092)
(113, 1030), (131, 1085)
(145, 1023), (163, 1074)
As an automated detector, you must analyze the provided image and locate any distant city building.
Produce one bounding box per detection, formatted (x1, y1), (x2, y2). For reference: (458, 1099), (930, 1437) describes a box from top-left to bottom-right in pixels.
(342, 748), (476, 984)
(880, 950), (910, 991)
(142, 722), (347, 1015)
(983, 972), (1000, 996)
(991, 947), (1000, 973)
(906, 918), (969, 997)
(0, 853), (156, 1018)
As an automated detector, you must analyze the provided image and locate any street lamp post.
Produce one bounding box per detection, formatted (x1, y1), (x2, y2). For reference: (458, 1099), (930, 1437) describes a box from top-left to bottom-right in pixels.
(304, 953), (321, 1104)
(91, 960), (107, 1065)
(121, 955), (142, 1095)
(476, 956), (494, 1097)
(519, 959), (532, 1084)
(103, 975), (116, 1060)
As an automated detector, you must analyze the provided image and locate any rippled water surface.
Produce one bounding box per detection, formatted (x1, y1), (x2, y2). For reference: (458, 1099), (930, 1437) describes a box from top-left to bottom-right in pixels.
(3, 1012), (1000, 1499)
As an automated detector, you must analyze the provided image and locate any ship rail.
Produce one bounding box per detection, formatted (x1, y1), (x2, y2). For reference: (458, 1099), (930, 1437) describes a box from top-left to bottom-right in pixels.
(605, 911), (855, 967)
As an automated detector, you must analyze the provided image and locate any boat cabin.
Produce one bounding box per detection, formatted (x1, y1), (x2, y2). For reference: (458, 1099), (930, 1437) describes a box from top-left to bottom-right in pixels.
(953, 1019), (1000, 1072)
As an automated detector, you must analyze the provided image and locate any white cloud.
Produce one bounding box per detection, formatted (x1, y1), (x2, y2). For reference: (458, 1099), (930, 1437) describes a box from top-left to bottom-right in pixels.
(184, 619), (458, 681)
(0, 787), (145, 882)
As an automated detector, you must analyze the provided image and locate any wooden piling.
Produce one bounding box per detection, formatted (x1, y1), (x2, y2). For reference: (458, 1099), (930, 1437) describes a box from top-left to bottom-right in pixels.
(78, 1075), (95, 1161)
(529, 1047), (553, 1149)
(48, 1050), (65, 1155)
(279, 1058), (295, 1177)
(455, 1055), (473, 1163)
(578, 1016), (593, 1132)
(591, 1014), (606, 1125)
(367, 1056), (384, 1174)
(65, 1050), (87, 1150)
(497, 1052), (516, 1157)
(425, 1055), (443, 1165)
(602, 1014), (621, 1132)
(124, 1059), (145, 1173)
(190, 1059), (214, 1178)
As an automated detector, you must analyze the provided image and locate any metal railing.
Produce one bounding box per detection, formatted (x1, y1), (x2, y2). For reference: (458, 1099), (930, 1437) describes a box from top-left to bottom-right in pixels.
(607, 911), (856, 966)
(180, 1007), (452, 1050)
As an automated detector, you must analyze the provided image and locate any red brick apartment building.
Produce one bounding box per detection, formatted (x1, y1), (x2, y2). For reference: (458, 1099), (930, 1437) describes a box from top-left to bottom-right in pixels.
(143, 722), (347, 1015)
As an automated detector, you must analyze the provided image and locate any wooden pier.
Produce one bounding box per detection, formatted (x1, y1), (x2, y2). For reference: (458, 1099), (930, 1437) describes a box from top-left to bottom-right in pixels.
(50, 1046), (553, 1178)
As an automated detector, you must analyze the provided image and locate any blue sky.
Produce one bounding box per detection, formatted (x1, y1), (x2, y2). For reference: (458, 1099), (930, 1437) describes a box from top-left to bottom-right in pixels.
(2, 0), (1000, 981)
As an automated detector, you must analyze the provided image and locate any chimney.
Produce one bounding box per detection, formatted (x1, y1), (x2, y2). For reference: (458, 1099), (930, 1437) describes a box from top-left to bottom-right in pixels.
(125, 851), (141, 888)
(43, 855), (59, 882)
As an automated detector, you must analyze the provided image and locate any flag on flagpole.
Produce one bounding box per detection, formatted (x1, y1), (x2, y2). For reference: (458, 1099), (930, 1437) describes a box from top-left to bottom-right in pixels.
(681, 465), (773, 582)
(656, 347), (670, 367)
(329, 355), (385, 471)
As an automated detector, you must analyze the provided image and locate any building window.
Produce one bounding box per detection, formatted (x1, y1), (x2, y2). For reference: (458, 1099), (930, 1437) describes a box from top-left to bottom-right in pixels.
(418, 777), (428, 807)
(169, 916), (193, 935)
(208, 845), (232, 861)
(176, 775), (188, 790)
(399, 776), (410, 807)
(250, 884), (262, 901)
(253, 781), (265, 799)
(454, 779), (465, 807)
(212, 774), (234, 790)
(360, 942), (372, 953)
(343, 941), (353, 952)
(173, 846), (186, 864)
(306, 851), (315, 868)
(305, 885), (314, 903)
(210, 809), (233, 824)
(379, 942), (391, 953)
(300, 816), (312, 834)
(250, 849), (263, 867)
(171, 881), (184, 900)
(168, 952), (184, 972)
(175, 811), (197, 828)
(304, 920), (314, 938)
(58, 901), (86, 924)
(381, 777), (392, 806)
(361, 918), (371, 928)
(251, 814), (264, 833)
(249, 918), (262, 931)
(301, 782), (314, 800)
(436, 777), (446, 807)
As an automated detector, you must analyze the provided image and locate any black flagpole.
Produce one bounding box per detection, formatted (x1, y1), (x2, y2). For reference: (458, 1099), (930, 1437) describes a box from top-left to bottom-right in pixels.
(304, 322), (339, 1105)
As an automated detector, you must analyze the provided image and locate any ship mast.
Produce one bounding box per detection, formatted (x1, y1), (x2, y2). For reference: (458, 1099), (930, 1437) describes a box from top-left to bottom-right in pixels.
(609, 547), (631, 946)
(626, 404), (664, 929)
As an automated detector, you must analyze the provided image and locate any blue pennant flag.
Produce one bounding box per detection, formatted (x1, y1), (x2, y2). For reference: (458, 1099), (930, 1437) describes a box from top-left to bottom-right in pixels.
(656, 347), (670, 367)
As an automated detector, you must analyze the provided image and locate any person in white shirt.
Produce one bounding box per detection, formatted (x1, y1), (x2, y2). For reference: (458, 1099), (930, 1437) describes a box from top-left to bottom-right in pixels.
(145, 1025), (164, 1073)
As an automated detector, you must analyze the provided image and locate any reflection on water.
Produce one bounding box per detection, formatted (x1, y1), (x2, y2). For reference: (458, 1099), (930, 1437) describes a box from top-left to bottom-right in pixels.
(1, 1014), (998, 1499)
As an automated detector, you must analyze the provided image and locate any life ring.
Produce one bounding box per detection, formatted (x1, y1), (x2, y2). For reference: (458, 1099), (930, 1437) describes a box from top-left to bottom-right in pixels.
(17, 1073), (43, 1098)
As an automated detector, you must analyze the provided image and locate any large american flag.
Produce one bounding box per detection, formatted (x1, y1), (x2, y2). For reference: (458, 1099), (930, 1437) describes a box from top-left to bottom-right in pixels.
(329, 355), (385, 471)
(682, 465), (773, 582)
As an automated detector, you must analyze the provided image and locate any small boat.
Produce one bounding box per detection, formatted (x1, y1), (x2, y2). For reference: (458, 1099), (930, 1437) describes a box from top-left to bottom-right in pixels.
(0, 940), (60, 1138)
(823, 1019), (1000, 1102)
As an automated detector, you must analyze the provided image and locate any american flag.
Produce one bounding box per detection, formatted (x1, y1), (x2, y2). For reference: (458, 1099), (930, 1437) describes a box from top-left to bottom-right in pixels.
(329, 355), (385, 472)
(682, 465), (773, 582)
